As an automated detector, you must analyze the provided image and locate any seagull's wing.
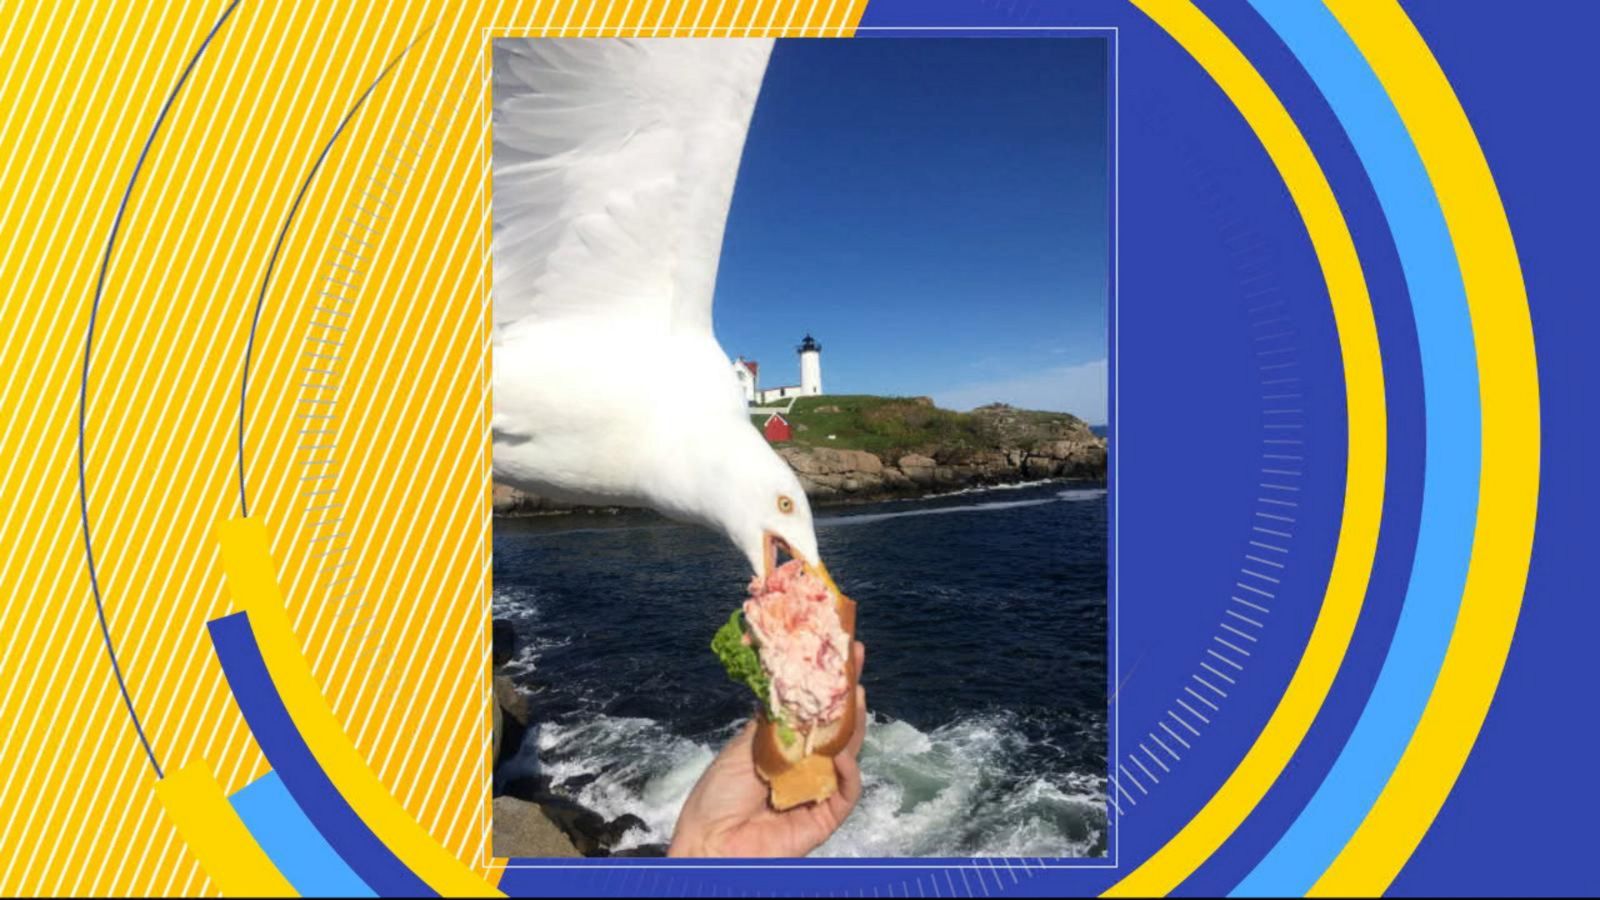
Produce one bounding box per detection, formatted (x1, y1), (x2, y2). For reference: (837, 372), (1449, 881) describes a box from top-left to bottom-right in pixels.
(492, 38), (773, 338)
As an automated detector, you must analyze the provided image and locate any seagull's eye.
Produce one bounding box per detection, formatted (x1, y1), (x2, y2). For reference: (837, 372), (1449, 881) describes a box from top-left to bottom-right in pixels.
(777, 494), (795, 514)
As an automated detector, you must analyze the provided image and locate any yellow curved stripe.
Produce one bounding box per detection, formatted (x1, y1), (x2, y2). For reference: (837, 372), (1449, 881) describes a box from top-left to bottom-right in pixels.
(219, 517), (499, 898)
(1310, 3), (1539, 893)
(0, 2), (874, 894)
(1104, 1), (1386, 895)
(154, 762), (296, 897)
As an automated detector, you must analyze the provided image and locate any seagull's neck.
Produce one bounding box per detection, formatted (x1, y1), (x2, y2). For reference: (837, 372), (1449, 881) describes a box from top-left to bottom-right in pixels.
(643, 417), (755, 524)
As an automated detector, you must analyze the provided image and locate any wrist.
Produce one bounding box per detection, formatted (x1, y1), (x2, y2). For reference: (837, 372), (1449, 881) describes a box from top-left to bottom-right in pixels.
(669, 825), (731, 858)
(667, 831), (706, 857)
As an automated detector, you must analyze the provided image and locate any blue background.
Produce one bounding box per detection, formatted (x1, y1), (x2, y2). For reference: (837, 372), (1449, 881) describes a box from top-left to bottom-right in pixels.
(499, 1), (1597, 895)
(715, 38), (1111, 419)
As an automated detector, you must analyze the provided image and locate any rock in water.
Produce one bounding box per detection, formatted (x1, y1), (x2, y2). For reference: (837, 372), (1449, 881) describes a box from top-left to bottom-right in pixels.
(495, 675), (534, 726)
(493, 618), (517, 668)
(493, 675), (534, 772)
(499, 772), (554, 803)
(493, 796), (581, 858)
(535, 795), (612, 856)
(601, 813), (647, 847)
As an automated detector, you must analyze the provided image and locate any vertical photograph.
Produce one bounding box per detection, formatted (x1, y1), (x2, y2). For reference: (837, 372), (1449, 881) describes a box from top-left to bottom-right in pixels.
(489, 36), (1111, 859)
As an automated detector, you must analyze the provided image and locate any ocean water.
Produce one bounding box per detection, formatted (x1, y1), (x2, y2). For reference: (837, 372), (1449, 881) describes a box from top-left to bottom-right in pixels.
(494, 480), (1109, 857)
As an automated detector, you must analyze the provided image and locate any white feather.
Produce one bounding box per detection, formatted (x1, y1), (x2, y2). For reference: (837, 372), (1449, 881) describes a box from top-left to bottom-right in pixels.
(491, 38), (773, 336)
(490, 38), (818, 574)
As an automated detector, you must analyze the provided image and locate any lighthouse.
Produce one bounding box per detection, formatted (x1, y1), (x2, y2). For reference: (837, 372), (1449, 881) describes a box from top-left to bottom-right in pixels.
(798, 333), (823, 396)
(740, 335), (825, 405)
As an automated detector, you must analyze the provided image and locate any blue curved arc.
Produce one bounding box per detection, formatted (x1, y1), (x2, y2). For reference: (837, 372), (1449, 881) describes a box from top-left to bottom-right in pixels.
(1231, 1), (1480, 895)
(231, 771), (376, 898)
(77, 0), (242, 781)
(208, 611), (434, 897)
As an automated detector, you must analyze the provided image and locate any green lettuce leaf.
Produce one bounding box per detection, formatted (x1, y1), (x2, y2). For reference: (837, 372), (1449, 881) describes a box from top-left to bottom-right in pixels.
(711, 609), (775, 718)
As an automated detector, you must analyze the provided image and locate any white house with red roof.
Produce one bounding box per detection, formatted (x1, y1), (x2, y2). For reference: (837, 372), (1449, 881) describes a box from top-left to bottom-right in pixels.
(732, 334), (824, 406)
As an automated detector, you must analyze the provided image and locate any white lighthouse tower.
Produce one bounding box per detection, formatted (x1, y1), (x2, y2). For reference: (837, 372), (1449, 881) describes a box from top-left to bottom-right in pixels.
(798, 333), (823, 396)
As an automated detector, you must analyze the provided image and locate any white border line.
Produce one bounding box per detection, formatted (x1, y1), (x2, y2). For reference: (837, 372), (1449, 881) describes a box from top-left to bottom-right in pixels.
(1113, 20), (1121, 871)
(480, 24), (1123, 872)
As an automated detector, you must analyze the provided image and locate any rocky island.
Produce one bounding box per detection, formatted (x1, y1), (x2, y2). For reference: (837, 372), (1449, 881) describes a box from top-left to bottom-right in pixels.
(494, 396), (1107, 516)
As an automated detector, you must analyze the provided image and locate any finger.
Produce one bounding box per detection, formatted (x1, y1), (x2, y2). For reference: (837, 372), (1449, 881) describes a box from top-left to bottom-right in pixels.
(725, 718), (757, 749)
(844, 685), (867, 759)
(833, 744), (863, 809)
(852, 640), (865, 679)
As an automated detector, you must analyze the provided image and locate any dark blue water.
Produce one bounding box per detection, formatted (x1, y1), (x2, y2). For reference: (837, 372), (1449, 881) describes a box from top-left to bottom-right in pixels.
(494, 480), (1109, 857)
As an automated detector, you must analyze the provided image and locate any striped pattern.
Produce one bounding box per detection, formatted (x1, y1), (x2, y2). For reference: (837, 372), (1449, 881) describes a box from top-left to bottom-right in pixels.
(0, 1), (866, 895)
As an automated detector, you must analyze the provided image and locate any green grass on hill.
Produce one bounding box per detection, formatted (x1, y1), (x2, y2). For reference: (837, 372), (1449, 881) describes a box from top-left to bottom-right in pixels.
(750, 394), (1091, 459)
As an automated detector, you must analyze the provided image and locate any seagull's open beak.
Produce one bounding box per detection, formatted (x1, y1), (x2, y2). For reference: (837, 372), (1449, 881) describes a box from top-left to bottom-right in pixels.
(762, 531), (841, 597)
(761, 531), (793, 577)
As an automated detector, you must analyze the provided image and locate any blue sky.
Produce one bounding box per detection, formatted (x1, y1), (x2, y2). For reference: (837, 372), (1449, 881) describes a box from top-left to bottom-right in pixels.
(713, 38), (1110, 424)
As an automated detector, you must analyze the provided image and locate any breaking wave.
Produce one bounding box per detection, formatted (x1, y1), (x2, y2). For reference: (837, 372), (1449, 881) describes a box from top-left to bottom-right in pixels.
(524, 710), (1107, 857)
(494, 478), (1108, 858)
(817, 486), (1106, 528)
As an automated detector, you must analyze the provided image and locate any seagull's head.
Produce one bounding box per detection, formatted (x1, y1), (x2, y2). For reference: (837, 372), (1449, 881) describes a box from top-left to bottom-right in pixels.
(685, 422), (822, 579)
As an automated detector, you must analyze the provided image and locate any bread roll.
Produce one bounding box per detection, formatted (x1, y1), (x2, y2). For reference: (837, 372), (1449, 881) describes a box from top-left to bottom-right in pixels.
(751, 593), (856, 810)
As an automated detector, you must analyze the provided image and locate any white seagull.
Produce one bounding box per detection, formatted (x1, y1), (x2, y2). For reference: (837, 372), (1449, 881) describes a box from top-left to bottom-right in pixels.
(491, 38), (820, 578)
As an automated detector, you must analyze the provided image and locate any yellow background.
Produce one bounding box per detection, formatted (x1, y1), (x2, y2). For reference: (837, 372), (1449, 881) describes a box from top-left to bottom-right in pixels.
(0, 1), (866, 895)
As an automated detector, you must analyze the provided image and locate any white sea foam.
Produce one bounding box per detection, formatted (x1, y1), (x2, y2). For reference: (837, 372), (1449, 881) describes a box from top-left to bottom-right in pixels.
(816, 714), (1106, 858)
(532, 717), (717, 851)
(820, 497), (1058, 528)
(531, 710), (1107, 857)
(497, 480), (1107, 857)
(898, 478), (1063, 501)
(493, 588), (571, 678)
(818, 486), (1104, 529)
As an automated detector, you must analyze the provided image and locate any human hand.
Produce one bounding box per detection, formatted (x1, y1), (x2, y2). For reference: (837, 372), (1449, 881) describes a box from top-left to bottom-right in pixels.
(668, 641), (867, 858)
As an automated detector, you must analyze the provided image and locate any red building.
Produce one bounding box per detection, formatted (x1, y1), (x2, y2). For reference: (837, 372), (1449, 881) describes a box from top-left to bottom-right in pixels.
(762, 413), (792, 443)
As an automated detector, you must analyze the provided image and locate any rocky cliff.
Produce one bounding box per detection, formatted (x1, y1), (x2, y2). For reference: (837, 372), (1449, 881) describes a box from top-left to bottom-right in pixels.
(493, 620), (663, 857)
(493, 400), (1107, 515)
(775, 435), (1105, 503)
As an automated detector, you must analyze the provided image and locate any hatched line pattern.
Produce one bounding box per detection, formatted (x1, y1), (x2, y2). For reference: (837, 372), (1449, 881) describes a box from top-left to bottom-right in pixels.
(0, 1), (868, 895)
